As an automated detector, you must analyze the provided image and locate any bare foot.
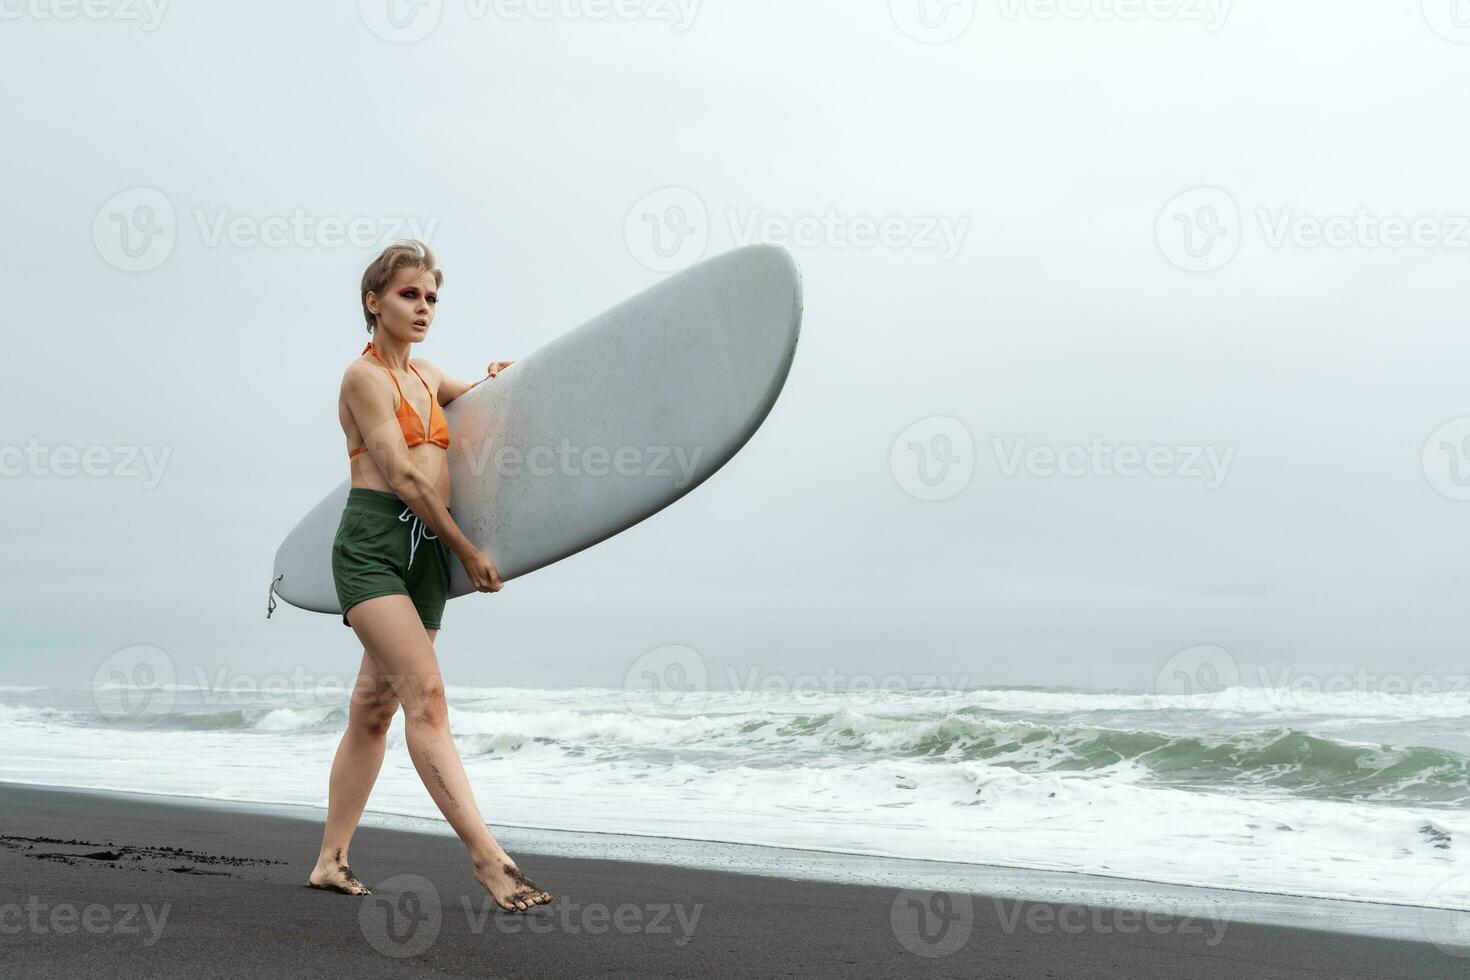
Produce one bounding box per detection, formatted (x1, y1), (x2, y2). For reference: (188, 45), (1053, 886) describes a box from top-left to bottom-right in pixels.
(475, 853), (553, 913)
(307, 852), (373, 895)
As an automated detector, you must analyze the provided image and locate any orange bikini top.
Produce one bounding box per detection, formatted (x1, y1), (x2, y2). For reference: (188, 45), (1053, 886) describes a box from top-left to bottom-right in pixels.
(348, 342), (450, 458)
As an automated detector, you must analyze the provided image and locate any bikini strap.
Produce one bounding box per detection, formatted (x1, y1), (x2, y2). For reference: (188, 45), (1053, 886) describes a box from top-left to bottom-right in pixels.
(406, 361), (434, 400)
(363, 342), (407, 408)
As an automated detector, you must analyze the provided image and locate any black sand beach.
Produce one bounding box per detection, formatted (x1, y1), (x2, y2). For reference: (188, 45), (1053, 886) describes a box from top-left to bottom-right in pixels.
(0, 782), (1453, 979)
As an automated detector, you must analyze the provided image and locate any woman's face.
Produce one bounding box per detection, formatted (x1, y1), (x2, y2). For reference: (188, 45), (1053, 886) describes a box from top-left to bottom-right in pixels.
(369, 265), (438, 342)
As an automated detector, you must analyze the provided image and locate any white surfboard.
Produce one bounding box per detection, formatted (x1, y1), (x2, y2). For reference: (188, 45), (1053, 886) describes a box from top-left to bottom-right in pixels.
(271, 244), (803, 615)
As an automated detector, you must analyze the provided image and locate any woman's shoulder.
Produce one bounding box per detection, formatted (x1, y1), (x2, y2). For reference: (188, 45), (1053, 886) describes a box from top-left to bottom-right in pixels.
(409, 356), (443, 383)
(339, 351), (381, 392)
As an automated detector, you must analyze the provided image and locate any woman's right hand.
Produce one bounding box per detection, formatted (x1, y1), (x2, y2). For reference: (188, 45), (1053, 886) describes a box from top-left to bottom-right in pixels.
(462, 549), (504, 593)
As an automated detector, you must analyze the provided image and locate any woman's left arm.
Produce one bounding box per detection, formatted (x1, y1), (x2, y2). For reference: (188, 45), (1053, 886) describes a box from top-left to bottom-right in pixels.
(421, 359), (515, 406)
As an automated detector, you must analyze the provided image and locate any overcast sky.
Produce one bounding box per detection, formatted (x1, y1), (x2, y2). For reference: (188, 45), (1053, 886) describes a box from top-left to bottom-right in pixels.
(3, 0), (1469, 695)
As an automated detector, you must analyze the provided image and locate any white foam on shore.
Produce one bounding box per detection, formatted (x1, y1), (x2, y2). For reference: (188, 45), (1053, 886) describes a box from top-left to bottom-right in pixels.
(4, 683), (1467, 921)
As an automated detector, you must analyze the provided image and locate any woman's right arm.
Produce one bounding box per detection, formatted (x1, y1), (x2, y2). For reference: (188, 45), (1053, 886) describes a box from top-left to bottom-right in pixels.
(341, 368), (502, 591)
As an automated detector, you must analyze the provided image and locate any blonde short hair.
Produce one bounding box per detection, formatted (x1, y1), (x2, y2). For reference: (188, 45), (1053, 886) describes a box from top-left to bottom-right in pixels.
(360, 239), (443, 334)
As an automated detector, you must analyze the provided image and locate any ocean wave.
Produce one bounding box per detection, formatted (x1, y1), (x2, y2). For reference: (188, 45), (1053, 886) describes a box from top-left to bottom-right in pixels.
(956, 686), (1470, 719)
(72, 681), (1470, 719)
(447, 683), (1470, 720)
(0, 704), (65, 723)
(89, 705), (349, 733)
(432, 703), (1470, 805)
(8, 684), (1466, 805)
(748, 709), (1466, 805)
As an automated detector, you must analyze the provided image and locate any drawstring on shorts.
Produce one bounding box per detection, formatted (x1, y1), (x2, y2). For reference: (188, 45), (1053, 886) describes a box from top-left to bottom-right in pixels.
(398, 507), (438, 570)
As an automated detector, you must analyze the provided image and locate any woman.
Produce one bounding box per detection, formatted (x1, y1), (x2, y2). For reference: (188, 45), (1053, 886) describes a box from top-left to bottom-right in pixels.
(306, 240), (552, 913)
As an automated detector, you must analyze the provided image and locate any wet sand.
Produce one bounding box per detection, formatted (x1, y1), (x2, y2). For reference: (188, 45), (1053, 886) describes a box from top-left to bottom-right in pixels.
(0, 782), (1453, 979)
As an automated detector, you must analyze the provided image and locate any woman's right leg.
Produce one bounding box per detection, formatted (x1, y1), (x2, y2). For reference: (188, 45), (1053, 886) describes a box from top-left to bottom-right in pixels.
(346, 592), (552, 912)
(307, 647), (400, 894)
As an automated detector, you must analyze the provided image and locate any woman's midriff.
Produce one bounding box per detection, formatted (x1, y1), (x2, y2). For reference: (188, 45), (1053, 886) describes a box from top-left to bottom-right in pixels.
(349, 444), (452, 509)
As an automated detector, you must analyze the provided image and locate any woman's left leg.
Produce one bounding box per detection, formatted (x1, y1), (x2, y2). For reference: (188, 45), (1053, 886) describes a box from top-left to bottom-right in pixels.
(307, 631), (436, 893)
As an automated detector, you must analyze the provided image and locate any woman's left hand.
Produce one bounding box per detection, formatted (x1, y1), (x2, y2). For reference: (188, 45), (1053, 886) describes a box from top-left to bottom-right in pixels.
(487, 360), (514, 379)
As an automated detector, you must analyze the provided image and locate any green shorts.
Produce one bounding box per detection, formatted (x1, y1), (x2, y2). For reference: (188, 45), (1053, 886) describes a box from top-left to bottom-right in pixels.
(332, 488), (452, 630)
